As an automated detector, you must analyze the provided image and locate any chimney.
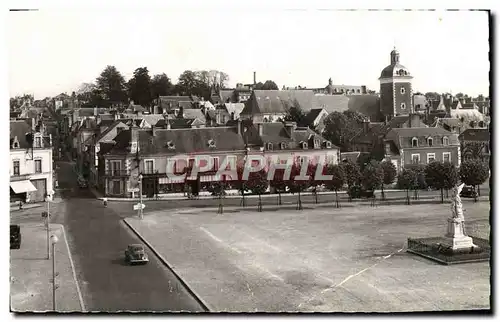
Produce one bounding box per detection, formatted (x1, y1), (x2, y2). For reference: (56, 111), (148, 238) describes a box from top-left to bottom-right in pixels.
(257, 123), (263, 136)
(363, 119), (370, 133)
(151, 125), (157, 136)
(253, 71), (256, 86)
(284, 121), (296, 136)
(237, 119), (242, 135)
(114, 112), (119, 121)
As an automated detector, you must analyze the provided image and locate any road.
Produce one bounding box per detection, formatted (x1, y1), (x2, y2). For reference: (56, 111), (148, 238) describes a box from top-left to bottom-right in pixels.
(55, 161), (206, 312)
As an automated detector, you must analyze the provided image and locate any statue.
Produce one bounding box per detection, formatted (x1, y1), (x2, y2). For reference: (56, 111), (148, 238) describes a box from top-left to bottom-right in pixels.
(450, 183), (465, 222)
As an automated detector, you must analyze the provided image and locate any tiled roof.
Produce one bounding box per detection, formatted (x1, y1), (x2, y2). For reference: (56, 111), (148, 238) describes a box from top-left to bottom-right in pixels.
(107, 127), (247, 155)
(223, 103), (245, 119)
(141, 115), (164, 127)
(95, 120), (131, 143)
(312, 95), (350, 113)
(450, 108), (485, 121)
(219, 90), (234, 103)
(155, 118), (202, 129)
(434, 117), (461, 129)
(10, 120), (33, 148)
(459, 128), (490, 142)
(385, 127), (459, 150)
(460, 103), (477, 110)
(303, 108), (324, 126)
(181, 109), (206, 121)
(242, 90), (315, 115)
(347, 95), (381, 120)
(159, 96), (195, 111)
(413, 95), (427, 111)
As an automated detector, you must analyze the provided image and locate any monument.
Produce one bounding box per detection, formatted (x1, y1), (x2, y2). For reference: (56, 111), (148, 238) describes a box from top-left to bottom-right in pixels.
(407, 183), (489, 265)
(442, 183), (478, 251)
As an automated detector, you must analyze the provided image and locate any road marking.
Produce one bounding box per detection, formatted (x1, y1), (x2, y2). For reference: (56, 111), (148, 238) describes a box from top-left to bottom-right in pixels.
(61, 225), (86, 312)
(199, 227), (242, 254)
(252, 263), (284, 282)
(238, 230), (281, 253)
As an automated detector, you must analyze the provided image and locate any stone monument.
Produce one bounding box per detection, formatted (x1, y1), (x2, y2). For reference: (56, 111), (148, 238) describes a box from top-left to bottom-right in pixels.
(443, 183), (478, 251)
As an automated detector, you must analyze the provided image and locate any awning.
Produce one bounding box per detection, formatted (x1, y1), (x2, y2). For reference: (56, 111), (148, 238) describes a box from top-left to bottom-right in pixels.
(159, 176), (185, 184)
(200, 175), (220, 183)
(10, 180), (37, 193)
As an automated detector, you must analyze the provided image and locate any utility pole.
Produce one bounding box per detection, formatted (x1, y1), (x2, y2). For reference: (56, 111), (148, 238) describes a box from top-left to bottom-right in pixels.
(45, 195), (51, 260)
(50, 234), (59, 311)
(138, 174), (143, 220)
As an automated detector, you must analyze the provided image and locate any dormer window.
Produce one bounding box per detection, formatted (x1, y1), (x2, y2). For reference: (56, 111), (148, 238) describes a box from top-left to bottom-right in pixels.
(442, 137), (449, 146)
(427, 137), (433, 147)
(208, 139), (216, 148)
(326, 141), (332, 148)
(280, 142), (286, 150)
(411, 137), (418, 147)
(12, 136), (20, 149)
(314, 139), (320, 148)
(166, 141), (175, 150)
(267, 143), (273, 150)
(302, 142), (308, 149)
(34, 136), (42, 148)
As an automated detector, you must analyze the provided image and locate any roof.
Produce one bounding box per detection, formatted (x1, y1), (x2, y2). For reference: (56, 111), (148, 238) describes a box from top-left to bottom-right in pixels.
(340, 152), (361, 163)
(303, 108), (325, 126)
(242, 90), (315, 115)
(223, 103), (245, 119)
(159, 96), (196, 111)
(434, 117), (461, 129)
(95, 120), (131, 143)
(219, 90), (234, 103)
(459, 128), (490, 142)
(413, 95), (427, 110)
(141, 114), (164, 127)
(380, 63), (412, 78)
(347, 95), (381, 120)
(107, 127), (247, 155)
(10, 120), (33, 148)
(312, 95), (350, 113)
(181, 109), (206, 120)
(385, 127), (459, 150)
(450, 108), (485, 121)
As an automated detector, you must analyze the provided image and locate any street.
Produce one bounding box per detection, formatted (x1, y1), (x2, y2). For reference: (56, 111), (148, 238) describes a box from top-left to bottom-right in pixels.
(54, 161), (206, 312)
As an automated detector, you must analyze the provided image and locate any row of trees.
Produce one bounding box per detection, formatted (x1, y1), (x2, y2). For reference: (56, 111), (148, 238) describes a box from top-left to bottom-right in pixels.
(76, 66), (231, 108)
(205, 159), (398, 213)
(206, 157), (488, 213)
(397, 159), (489, 204)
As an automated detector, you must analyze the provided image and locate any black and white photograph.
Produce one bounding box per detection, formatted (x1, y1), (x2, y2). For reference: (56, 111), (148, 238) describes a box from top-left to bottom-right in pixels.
(6, 2), (492, 315)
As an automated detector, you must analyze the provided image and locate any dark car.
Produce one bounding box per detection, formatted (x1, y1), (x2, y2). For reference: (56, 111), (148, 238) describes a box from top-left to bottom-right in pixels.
(77, 177), (88, 189)
(10, 225), (21, 249)
(460, 186), (478, 199)
(124, 244), (149, 265)
(348, 186), (375, 199)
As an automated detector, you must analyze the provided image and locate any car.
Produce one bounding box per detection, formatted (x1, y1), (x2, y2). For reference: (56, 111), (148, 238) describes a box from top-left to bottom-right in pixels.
(348, 186), (375, 199)
(10, 225), (21, 249)
(460, 186), (478, 199)
(77, 178), (88, 188)
(124, 244), (149, 265)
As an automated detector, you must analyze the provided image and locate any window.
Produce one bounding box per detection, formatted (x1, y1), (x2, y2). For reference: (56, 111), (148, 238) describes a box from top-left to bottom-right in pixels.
(35, 159), (42, 173)
(34, 137), (41, 148)
(144, 160), (154, 174)
(326, 141), (332, 148)
(314, 140), (320, 148)
(13, 161), (20, 175)
(411, 154), (420, 164)
(385, 143), (391, 155)
(427, 153), (436, 163)
(302, 142), (308, 149)
(427, 137), (433, 147)
(111, 160), (121, 176)
(280, 142), (286, 150)
(401, 102), (406, 110)
(442, 137), (449, 146)
(400, 87), (406, 94)
(443, 152), (451, 163)
(411, 137), (418, 147)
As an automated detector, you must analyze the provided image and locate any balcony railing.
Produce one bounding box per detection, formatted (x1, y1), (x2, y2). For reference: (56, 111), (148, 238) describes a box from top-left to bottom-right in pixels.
(104, 169), (130, 177)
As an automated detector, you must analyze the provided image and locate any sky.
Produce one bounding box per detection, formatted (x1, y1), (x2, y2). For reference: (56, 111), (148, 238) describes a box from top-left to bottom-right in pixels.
(7, 8), (490, 98)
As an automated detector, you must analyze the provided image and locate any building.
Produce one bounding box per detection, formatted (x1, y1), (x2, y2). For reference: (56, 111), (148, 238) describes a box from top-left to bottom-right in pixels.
(379, 48), (413, 120)
(97, 120), (339, 197)
(10, 120), (54, 203)
(309, 78), (368, 95)
(459, 128), (490, 164)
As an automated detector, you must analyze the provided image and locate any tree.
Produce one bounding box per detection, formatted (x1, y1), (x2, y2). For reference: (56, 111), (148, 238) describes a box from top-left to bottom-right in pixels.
(151, 73), (173, 98)
(340, 160), (361, 190)
(270, 168), (287, 206)
(380, 160), (397, 200)
(244, 169), (269, 212)
(254, 80), (278, 90)
(308, 163), (325, 204)
(207, 181), (227, 214)
(324, 164), (345, 208)
(175, 70), (211, 99)
(322, 111), (366, 151)
(425, 92), (441, 102)
(459, 159), (489, 200)
(462, 141), (488, 162)
(425, 161), (458, 203)
(397, 168), (418, 205)
(127, 67), (152, 107)
(284, 106), (306, 125)
(362, 160), (384, 192)
(96, 65), (128, 107)
(288, 162), (311, 210)
(236, 164), (248, 207)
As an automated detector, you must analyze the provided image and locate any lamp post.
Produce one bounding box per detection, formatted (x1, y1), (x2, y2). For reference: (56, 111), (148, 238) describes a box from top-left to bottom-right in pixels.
(50, 234), (59, 312)
(45, 194), (52, 260)
(138, 174), (143, 220)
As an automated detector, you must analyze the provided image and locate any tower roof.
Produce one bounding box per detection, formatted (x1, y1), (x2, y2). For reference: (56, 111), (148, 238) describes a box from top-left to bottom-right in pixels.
(380, 48), (412, 79)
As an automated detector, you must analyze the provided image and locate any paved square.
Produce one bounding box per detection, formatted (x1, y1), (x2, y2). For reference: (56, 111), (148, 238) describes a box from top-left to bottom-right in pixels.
(126, 201), (490, 312)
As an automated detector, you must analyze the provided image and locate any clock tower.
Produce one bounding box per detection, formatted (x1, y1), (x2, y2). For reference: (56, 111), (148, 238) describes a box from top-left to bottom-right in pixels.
(379, 48), (413, 120)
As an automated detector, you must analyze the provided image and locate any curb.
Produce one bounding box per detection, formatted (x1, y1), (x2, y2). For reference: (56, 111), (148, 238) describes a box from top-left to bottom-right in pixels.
(61, 225), (87, 312)
(122, 219), (213, 312)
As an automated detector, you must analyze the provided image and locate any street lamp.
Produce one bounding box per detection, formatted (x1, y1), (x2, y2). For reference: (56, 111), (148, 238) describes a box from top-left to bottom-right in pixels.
(45, 193), (53, 260)
(138, 174), (143, 220)
(50, 234), (59, 312)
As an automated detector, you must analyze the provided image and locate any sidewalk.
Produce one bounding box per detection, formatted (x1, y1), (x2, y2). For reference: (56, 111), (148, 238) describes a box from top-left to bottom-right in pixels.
(10, 223), (85, 312)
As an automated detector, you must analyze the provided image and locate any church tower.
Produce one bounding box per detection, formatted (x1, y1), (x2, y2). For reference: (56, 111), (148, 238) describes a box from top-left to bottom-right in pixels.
(379, 48), (413, 120)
